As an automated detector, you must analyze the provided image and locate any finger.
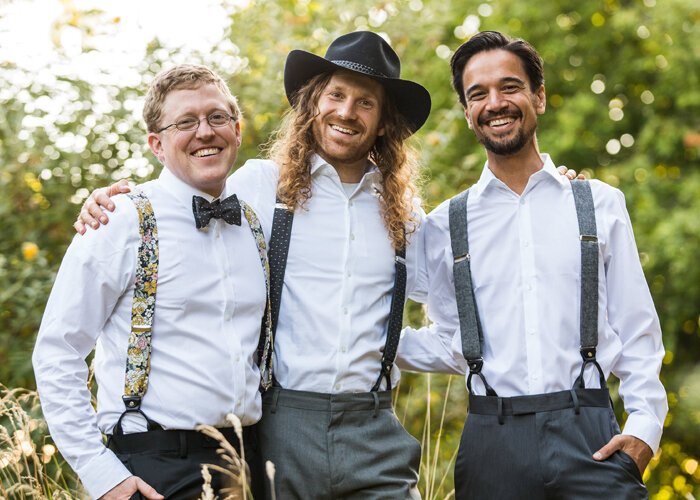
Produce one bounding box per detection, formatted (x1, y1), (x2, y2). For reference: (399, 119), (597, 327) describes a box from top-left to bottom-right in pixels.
(79, 206), (100, 230)
(593, 435), (623, 461)
(94, 188), (116, 212)
(577, 173), (586, 179)
(108, 179), (132, 197)
(556, 166), (567, 175)
(135, 477), (164, 500)
(74, 219), (86, 235)
(566, 169), (577, 179)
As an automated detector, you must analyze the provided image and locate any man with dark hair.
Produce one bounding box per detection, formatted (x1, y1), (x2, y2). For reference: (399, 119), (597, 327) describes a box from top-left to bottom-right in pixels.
(34, 64), (268, 500)
(398, 31), (666, 498)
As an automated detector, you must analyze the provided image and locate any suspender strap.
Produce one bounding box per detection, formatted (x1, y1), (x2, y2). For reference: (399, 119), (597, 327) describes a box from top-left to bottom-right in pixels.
(240, 201), (274, 391)
(257, 197), (293, 389)
(570, 180), (605, 389)
(120, 191), (161, 432)
(371, 238), (407, 392)
(449, 189), (496, 396)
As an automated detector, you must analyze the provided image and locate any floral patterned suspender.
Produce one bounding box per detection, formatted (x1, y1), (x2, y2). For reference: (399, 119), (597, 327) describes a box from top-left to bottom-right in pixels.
(121, 191), (273, 419)
(241, 202), (274, 390)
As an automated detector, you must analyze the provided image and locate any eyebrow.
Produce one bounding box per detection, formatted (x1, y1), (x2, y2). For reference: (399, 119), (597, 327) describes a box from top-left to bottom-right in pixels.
(466, 76), (527, 96)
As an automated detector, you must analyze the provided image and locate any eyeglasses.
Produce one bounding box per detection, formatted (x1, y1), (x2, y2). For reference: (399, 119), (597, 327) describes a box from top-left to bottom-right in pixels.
(157, 112), (237, 133)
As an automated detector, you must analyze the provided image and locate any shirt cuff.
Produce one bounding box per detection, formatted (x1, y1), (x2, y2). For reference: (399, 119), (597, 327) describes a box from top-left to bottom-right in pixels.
(76, 448), (133, 499)
(621, 412), (664, 454)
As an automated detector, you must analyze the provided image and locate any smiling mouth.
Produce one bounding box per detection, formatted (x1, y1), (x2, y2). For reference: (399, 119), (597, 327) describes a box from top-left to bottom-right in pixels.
(487, 117), (516, 127)
(331, 124), (358, 135)
(192, 147), (221, 157)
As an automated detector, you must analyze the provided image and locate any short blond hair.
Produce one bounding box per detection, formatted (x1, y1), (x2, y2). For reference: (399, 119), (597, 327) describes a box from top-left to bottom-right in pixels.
(143, 64), (241, 133)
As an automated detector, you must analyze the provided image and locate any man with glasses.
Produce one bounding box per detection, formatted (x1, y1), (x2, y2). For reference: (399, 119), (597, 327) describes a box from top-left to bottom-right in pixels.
(33, 64), (268, 500)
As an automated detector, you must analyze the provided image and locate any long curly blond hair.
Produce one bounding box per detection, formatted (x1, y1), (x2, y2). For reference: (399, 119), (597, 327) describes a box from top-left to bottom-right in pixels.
(265, 73), (420, 250)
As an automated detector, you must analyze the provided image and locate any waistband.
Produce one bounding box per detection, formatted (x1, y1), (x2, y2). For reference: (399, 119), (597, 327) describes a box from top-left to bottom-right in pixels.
(262, 386), (393, 412)
(107, 425), (256, 455)
(468, 388), (610, 416)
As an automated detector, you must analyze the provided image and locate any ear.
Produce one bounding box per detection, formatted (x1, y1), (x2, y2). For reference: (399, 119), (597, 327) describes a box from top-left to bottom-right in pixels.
(147, 133), (165, 163)
(377, 121), (385, 137)
(464, 106), (473, 129)
(234, 120), (242, 147)
(535, 85), (546, 115)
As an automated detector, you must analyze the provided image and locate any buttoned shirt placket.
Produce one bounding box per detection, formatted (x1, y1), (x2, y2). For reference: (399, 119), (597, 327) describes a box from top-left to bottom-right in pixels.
(517, 185), (544, 394)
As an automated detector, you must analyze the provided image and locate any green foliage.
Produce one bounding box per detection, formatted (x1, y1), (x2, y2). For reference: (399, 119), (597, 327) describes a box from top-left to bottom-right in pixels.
(1, 0), (698, 498)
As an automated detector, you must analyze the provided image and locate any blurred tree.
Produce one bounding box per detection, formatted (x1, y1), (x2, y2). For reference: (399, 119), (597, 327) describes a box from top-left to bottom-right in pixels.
(0, 0), (698, 497)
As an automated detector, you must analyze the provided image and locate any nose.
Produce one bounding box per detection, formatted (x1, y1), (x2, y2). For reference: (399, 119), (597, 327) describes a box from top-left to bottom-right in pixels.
(485, 89), (507, 112)
(336, 99), (357, 121)
(195, 117), (215, 139)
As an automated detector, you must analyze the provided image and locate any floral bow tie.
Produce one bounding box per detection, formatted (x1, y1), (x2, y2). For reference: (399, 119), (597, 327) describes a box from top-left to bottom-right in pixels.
(192, 194), (241, 229)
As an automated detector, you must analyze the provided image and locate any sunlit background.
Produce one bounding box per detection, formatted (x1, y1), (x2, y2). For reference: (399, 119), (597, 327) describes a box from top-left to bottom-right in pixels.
(0, 0), (698, 498)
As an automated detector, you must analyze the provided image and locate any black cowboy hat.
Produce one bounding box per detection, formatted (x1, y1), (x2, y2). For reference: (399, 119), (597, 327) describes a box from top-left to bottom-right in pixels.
(284, 31), (431, 134)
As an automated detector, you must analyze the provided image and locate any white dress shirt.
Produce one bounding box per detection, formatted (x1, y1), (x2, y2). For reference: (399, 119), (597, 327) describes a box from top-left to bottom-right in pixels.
(398, 154), (667, 452)
(228, 154), (425, 393)
(33, 167), (267, 499)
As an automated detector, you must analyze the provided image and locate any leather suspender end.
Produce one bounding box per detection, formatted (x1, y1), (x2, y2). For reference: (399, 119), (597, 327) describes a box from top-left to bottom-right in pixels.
(122, 395), (142, 411)
(580, 346), (597, 360)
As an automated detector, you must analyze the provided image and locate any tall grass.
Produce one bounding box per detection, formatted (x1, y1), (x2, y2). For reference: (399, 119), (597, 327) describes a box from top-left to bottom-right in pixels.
(0, 384), (85, 499)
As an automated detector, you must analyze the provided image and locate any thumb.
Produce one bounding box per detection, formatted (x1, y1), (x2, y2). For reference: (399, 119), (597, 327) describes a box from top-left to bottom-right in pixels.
(593, 434), (622, 461)
(135, 477), (164, 500)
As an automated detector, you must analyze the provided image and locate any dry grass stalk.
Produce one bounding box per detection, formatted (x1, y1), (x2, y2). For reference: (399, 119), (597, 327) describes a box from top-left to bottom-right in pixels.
(196, 415), (251, 500)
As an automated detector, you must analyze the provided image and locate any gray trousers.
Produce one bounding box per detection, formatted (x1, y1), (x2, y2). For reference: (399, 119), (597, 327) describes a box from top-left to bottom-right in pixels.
(258, 387), (421, 500)
(454, 388), (648, 499)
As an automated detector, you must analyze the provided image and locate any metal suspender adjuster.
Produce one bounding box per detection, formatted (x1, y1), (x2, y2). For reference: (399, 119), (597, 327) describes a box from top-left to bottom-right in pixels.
(580, 235), (598, 242)
(454, 253), (469, 263)
(395, 255), (406, 265)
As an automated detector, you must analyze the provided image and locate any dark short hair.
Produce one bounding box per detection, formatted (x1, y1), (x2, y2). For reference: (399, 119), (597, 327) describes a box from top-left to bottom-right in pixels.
(450, 31), (544, 108)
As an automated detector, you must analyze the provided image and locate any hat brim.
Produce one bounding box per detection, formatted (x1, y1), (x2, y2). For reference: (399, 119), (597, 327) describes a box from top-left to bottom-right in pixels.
(284, 50), (431, 135)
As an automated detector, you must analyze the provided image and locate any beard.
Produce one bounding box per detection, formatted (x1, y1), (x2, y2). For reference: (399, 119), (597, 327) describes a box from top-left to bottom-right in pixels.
(475, 107), (538, 156)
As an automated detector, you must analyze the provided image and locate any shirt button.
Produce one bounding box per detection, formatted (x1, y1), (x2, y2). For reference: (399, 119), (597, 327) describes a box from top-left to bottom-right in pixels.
(528, 329), (535, 336)
(235, 355), (240, 362)
(343, 307), (348, 314)
(350, 234), (355, 241)
(334, 383), (341, 391)
(519, 198), (526, 205)
(349, 201), (354, 207)
(523, 240), (530, 247)
(237, 400), (242, 407)
(346, 270), (352, 277)
(340, 346), (347, 353)
(225, 313), (231, 321)
(527, 284), (533, 292)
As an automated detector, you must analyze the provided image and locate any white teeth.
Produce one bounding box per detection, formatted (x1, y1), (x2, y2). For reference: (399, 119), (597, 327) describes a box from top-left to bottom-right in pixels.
(331, 125), (357, 135)
(488, 118), (515, 127)
(192, 148), (221, 157)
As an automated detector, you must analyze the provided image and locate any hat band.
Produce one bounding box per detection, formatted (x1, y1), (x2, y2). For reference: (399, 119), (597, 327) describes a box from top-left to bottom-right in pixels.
(330, 60), (390, 78)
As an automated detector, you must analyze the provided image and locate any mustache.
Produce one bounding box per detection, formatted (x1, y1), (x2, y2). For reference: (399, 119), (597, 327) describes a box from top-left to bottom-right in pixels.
(478, 109), (522, 126)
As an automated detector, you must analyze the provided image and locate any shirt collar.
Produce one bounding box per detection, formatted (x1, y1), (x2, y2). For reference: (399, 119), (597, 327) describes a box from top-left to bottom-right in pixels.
(471, 153), (562, 200)
(157, 166), (230, 210)
(309, 153), (382, 189)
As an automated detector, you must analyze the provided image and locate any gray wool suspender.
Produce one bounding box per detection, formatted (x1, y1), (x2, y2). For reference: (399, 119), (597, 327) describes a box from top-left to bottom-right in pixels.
(448, 180), (603, 396)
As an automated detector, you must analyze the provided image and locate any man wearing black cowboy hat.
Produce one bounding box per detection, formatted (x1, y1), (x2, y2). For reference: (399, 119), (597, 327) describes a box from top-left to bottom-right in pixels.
(226, 31), (430, 499)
